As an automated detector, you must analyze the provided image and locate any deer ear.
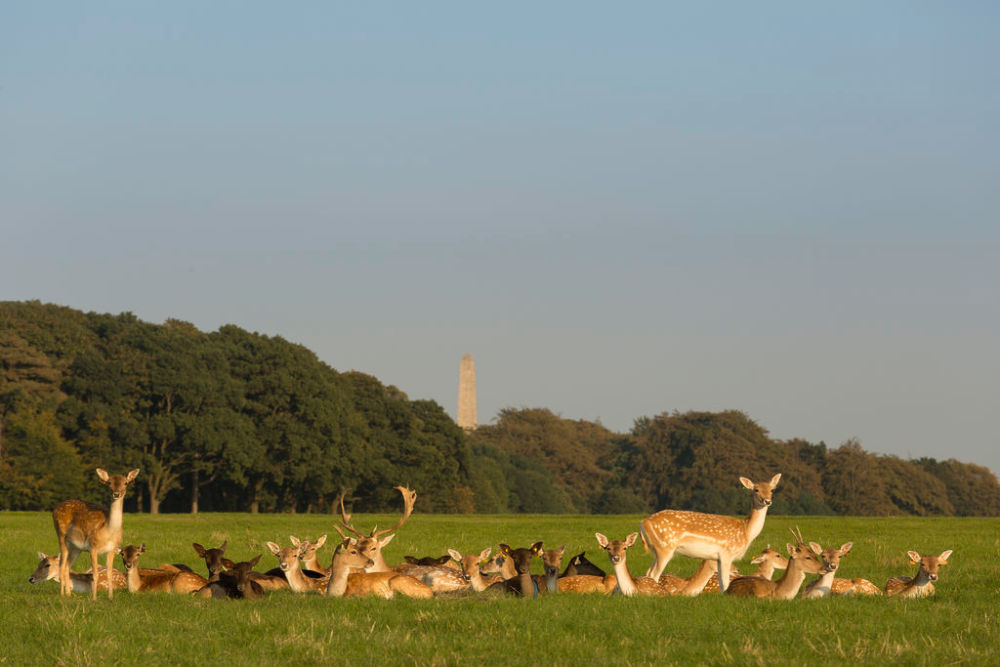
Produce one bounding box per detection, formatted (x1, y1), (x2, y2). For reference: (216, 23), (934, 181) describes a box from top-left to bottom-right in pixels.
(840, 542), (853, 555)
(939, 549), (953, 563)
(479, 547), (492, 561)
(531, 542), (543, 554)
(139, 543), (146, 553)
(249, 554), (262, 568)
(290, 536), (301, 547)
(379, 534), (395, 548)
(499, 544), (512, 556)
(192, 543), (206, 557)
(219, 540), (228, 553)
(769, 473), (782, 488)
(316, 535), (327, 548)
(447, 549), (462, 562)
(38, 551), (48, 560)
(96, 468), (110, 483)
(625, 533), (638, 548)
(786, 543), (795, 556)
(739, 477), (754, 490)
(126, 469), (140, 483)
(907, 550), (921, 563)
(809, 542), (822, 555)
(595, 533), (609, 548)
(267, 542), (281, 555)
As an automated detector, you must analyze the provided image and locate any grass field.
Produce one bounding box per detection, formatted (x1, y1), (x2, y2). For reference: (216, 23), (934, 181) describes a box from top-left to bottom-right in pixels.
(2, 510), (998, 665)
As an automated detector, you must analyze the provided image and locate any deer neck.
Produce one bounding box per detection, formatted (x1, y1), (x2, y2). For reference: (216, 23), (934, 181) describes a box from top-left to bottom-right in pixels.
(106, 495), (126, 541)
(611, 559), (637, 596)
(125, 565), (141, 593)
(544, 571), (558, 593)
(517, 571), (536, 597)
(772, 559), (809, 600)
(365, 550), (392, 573)
(283, 558), (311, 592)
(910, 567), (934, 589)
(806, 570), (835, 597)
(754, 561), (775, 580)
(743, 504), (769, 545)
(326, 557), (354, 597)
(468, 570), (488, 592)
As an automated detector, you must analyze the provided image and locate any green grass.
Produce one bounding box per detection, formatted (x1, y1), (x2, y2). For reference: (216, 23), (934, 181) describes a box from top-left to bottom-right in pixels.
(2, 512), (999, 665)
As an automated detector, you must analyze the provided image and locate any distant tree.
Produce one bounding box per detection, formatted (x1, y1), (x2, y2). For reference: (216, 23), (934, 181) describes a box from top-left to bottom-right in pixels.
(0, 410), (83, 510)
(0, 331), (63, 461)
(916, 457), (1000, 516)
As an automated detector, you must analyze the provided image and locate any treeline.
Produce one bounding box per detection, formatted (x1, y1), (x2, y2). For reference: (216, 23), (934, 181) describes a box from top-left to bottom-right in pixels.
(2, 301), (999, 516)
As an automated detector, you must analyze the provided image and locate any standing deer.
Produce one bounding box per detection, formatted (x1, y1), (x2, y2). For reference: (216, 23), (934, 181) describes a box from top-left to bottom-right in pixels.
(884, 550), (953, 598)
(118, 544), (209, 593)
(802, 541), (853, 598)
(725, 528), (824, 600)
(639, 473), (781, 594)
(28, 552), (127, 593)
(52, 468), (139, 599)
(595, 532), (670, 596)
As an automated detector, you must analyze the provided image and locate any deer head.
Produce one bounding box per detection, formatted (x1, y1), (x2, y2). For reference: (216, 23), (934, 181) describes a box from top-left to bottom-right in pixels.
(739, 473), (781, 510)
(596, 532), (638, 565)
(907, 549), (953, 582)
(193, 541), (228, 581)
(809, 541), (853, 574)
(96, 468), (140, 501)
(333, 486), (417, 571)
(498, 542), (543, 575)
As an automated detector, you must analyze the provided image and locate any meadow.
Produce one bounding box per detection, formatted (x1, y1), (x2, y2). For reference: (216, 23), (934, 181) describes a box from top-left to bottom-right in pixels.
(1, 510), (998, 665)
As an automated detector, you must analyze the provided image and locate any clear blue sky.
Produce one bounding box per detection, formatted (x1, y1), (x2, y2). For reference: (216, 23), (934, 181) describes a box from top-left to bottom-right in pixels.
(3, 3), (999, 476)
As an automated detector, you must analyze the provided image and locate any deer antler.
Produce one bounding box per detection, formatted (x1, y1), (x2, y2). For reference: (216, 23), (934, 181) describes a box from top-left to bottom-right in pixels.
(789, 526), (805, 546)
(371, 486), (417, 539)
(336, 489), (367, 540)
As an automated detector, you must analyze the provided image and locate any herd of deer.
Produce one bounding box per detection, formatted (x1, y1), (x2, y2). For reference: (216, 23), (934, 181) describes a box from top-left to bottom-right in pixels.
(29, 469), (953, 602)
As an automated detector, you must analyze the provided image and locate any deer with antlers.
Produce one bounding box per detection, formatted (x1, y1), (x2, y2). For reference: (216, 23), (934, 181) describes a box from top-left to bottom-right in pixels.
(884, 550), (953, 598)
(51, 468), (139, 599)
(324, 538), (433, 599)
(333, 486), (417, 573)
(725, 528), (824, 600)
(639, 473), (781, 594)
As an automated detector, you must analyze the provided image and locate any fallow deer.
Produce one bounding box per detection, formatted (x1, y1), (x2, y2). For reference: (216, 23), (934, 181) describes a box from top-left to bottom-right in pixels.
(640, 473), (781, 594)
(884, 550), (953, 598)
(532, 544), (566, 594)
(194, 540), (287, 591)
(334, 486), (417, 573)
(658, 559), (741, 595)
(801, 541), (853, 598)
(325, 539), (433, 599)
(28, 552), (127, 593)
(193, 541), (229, 582)
(829, 577), (882, 596)
(195, 555), (265, 600)
(560, 551), (606, 578)
(296, 535), (331, 576)
(404, 554), (458, 569)
(595, 532), (670, 597)
(681, 545), (789, 594)
(479, 549), (516, 585)
(267, 538), (330, 593)
(485, 543), (543, 597)
(52, 468), (140, 599)
(118, 544), (209, 593)
(725, 528), (824, 600)
(437, 547), (494, 592)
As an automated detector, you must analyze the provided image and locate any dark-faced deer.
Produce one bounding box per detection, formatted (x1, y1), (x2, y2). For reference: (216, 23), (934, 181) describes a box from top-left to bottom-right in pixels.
(52, 468), (140, 599)
(885, 550), (953, 598)
(195, 555), (265, 600)
(560, 551), (606, 578)
(725, 528), (824, 600)
(486, 542), (543, 597)
(640, 473), (781, 595)
(118, 544), (208, 594)
(28, 552), (126, 593)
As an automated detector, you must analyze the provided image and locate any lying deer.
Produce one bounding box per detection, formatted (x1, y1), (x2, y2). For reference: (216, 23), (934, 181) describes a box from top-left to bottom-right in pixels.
(801, 541), (853, 598)
(725, 528), (824, 600)
(118, 544), (208, 594)
(560, 551), (605, 578)
(296, 535), (331, 576)
(531, 545), (566, 594)
(28, 552), (127, 593)
(267, 539), (330, 593)
(486, 543), (543, 597)
(325, 539), (433, 599)
(595, 532), (670, 597)
(435, 547), (494, 592)
(195, 555), (265, 600)
(885, 550), (953, 598)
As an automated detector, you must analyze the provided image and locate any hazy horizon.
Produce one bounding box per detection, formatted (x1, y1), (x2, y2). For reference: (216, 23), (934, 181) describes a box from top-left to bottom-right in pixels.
(4, 3), (998, 475)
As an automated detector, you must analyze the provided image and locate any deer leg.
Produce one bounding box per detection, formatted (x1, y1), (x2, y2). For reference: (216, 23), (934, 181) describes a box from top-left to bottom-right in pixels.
(646, 547), (675, 580)
(718, 556), (732, 593)
(90, 550), (100, 600)
(106, 550), (115, 599)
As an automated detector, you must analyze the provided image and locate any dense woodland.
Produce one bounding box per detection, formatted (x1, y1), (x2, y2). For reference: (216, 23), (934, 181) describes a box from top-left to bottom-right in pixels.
(2, 301), (999, 516)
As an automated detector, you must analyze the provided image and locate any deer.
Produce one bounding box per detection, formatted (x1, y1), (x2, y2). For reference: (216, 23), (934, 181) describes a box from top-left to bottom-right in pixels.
(117, 544), (209, 593)
(296, 535), (331, 576)
(195, 555), (265, 600)
(485, 543), (544, 597)
(658, 559), (741, 595)
(267, 538), (330, 593)
(404, 554), (460, 571)
(193, 540), (287, 591)
(479, 549), (516, 585)
(801, 541), (854, 598)
(639, 473), (781, 594)
(28, 552), (127, 593)
(51, 468), (139, 599)
(531, 544), (566, 594)
(725, 528), (824, 600)
(594, 532), (670, 596)
(828, 577), (882, 596)
(884, 550), (953, 598)
(437, 547), (494, 592)
(333, 486), (417, 574)
(675, 545), (789, 595)
(560, 551), (606, 578)
(325, 539), (433, 599)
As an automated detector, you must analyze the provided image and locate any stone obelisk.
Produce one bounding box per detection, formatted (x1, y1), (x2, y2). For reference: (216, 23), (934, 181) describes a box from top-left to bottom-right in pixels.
(457, 353), (478, 430)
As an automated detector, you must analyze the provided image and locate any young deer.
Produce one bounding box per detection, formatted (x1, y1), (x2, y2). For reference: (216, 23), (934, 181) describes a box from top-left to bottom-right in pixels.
(267, 538), (330, 593)
(325, 539), (433, 599)
(532, 545), (566, 594)
(885, 550), (953, 598)
(802, 541), (853, 598)
(195, 555), (265, 600)
(725, 528), (824, 600)
(486, 543), (543, 597)
(52, 468), (139, 599)
(296, 535), (331, 576)
(194, 540), (287, 591)
(118, 544), (209, 594)
(193, 541), (229, 582)
(640, 473), (781, 595)
(438, 547), (494, 592)
(28, 552), (127, 593)
(829, 577), (882, 596)
(595, 532), (670, 596)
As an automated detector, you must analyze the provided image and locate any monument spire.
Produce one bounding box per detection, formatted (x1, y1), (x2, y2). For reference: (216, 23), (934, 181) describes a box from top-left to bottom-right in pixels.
(457, 353), (478, 431)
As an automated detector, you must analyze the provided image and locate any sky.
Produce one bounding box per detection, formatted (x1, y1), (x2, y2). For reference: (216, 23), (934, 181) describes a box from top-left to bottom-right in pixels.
(3, 2), (999, 476)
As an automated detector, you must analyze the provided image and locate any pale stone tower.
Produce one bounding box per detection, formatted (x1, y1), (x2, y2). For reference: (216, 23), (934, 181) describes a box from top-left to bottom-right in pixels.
(457, 353), (478, 430)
